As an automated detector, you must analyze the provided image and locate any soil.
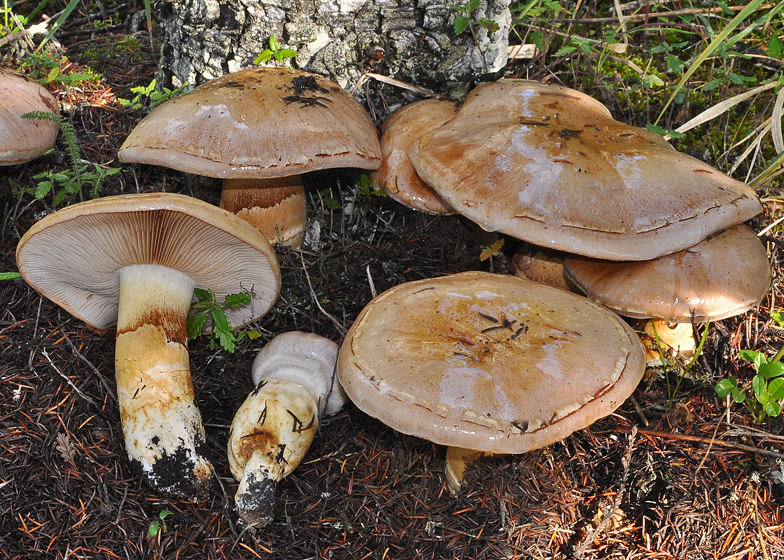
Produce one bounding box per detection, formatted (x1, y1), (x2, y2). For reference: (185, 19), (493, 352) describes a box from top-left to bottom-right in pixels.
(2, 4), (784, 559)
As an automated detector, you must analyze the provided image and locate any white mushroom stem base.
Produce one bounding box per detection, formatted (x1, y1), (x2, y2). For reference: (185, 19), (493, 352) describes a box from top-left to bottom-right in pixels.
(115, 264), (212, 499)
(445, 447), (484, 494)
(228, 378), (319, 526)
(221, 176), (307, 248)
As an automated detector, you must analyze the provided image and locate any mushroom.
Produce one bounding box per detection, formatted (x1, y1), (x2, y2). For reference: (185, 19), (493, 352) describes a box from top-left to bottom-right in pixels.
(562, 224), (771, 323)
(15, 193), (281, 499)
(371, 98), (458, 215)
(1, 67), (59, 165)
(228, 331), (347, 526)
(118, 67), (382, 247)
(512, 242), (572, 292)
(338, 271), (646, 492)
(408, 80), (762, 261)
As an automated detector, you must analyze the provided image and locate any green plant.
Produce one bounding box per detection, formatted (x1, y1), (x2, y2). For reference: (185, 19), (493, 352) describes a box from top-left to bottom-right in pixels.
(451, 0), (500, 73)
(648, 319), (709, 402)
(0, 272), (21, 281)
(479, 238), (504, 261)
(19, 111), (120, 207)
(254, 35), (297, 65)
(147, 509), (174, 544)
(186, 288), (260, 353)
(117, 78), (188, 111)
(716, 345), (784, 423)
(357, 174), (385, 197)
(22, 52), (101, 88)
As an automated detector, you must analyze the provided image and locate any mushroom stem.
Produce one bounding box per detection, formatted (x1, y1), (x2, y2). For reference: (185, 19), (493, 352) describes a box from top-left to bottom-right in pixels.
(228, 377), (319, 526)
(220, 176), (307, 248)
(115, 264), (212, 499)
(445, 446), (483, 494)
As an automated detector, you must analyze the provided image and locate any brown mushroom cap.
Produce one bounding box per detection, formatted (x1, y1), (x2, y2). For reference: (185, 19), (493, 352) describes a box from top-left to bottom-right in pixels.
(338, 271), (646, 455)
(118, 67), (381, 179)
(512, 242), (572, 292)
(563, 224), (771, 322)
(0, 68), (59, 165)
(371, 98), (458, 215)
(409, 80), (762, 261)
(16, 192), (281, 330)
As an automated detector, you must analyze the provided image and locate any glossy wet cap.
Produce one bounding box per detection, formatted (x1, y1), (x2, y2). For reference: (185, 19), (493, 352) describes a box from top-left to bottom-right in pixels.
(338, 271), (646, 454)
(563, 224), (770, 322)
(371, 98), (458, 215)
(0, 68), (59, 165)
(118, 67), (381, 179)
(409, 80), (762, 261)
(16, 193), (281, 330)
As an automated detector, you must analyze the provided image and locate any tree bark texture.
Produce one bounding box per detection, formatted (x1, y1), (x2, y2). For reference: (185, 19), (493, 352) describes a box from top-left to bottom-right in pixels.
(157, 0), (511, 115)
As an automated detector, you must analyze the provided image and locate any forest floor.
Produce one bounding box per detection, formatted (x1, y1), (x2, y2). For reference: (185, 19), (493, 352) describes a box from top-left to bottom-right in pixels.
(1, 2), (784, 559)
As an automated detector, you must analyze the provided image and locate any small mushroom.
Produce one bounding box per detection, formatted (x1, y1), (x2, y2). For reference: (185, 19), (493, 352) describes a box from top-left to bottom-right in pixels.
(338, 271), (646, 492)
(16, 193), (281, 499)
(409, 80), (762, 261)
(0, 68), (59, 165)
(562, 224), (771, 323)
(119, 67), (381, 247)
(371, 98), (458, 215)
(228, 331), (347, 526)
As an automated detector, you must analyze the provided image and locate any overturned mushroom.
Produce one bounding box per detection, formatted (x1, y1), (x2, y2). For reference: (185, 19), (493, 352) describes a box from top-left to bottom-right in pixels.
(16, 193), (281, 499)
(409, 80), (762, 260)
(228, 331), (347, 526)
(338, 271), (646, 491)
(119, 67), (381, 247)
(0, 67), (59, 165)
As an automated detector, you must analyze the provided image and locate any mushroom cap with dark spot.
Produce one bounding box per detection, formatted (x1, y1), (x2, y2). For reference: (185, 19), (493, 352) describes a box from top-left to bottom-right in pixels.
(16, 193), (281, 331)
(118, 67), (381, 179)
(338, 271), (646, 454)
(409, 80), (762, 261)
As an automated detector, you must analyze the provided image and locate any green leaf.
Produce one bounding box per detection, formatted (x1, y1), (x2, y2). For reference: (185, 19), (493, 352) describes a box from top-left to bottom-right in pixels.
(276, 48), (298, 60)
(223, 291), (253, 308)
(645, 123), (685, 139)
(666, 54), (683, 74)
(643, 74), (664, 88)
(269, 35), (280, 52)
(0, 272), (21, 281)
(768, 35), (783, 59)
(193, 287), (213, 302)
(454, 16), (470, 35)
(765, 399), (781, 417)
(255, 49), (273, 65)
(715, 377), (738, 398)
(245, 329), (261, 340)
(477, 18), (499, 34)
(758, 360), (784, 379)
(768, 377), (784, 401)
(772, 309), (784, 328)
(211, 307), (230, 334)
(752, 374), (767, 398)
(187, 311), (208, 340)
(147, 520), (161, 538)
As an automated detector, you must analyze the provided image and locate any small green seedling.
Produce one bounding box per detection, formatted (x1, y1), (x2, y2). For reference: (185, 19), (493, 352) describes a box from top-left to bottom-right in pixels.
(716, 347), (784, 422)
(357, 174), (385, 197)
(771, 309), (784, 328)
(451, 0), (500, 36)
(187, 288), (260, 353)
(147, 509), (174, 544)
(20, 111), (121, 207)
(480, 238), (504, 262)
(254, 35), (298, 66)
(117, 78), (188, 111)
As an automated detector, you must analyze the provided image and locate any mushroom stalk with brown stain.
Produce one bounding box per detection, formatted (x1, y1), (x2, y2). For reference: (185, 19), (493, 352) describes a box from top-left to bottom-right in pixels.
(228, 332), (346, 526)
(114, 264), (211, 496)
(16, 193), (281, 499)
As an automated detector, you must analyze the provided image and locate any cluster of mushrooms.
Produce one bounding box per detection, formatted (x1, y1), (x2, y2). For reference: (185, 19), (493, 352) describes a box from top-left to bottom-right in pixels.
(4, 66), (770, 526)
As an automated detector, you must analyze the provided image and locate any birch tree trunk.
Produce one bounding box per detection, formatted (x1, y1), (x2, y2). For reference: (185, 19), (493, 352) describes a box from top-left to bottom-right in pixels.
(157, 0), (511, 114)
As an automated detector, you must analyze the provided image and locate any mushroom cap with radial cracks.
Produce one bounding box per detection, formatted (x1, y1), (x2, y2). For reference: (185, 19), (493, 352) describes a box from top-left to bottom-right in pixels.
(338, 271), (646, 455)
(408, 80), (762, 261)
(118, 67), (382, 179)
(15, 193), (281, 332)
(0, 67), (60, 165)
